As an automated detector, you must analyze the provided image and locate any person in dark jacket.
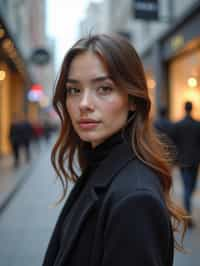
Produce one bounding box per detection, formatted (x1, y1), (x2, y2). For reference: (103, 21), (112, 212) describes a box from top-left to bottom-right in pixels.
(154, 107), (175, 156)
(9, 114), (22, 168)
(20, 117), (34, 162)
(9, 114), (34, 167)
(43, 34), (187, 266)
(172, 101), (200, 226)
(154, 107), (173, 140)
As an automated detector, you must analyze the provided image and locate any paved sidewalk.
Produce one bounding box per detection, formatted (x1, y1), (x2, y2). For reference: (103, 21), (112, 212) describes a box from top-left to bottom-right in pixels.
(0, 144), (43, 213)
(172, 167), (200, 209)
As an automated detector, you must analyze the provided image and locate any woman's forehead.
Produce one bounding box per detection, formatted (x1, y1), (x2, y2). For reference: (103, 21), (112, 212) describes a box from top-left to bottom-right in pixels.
(67, 51), (109, 80)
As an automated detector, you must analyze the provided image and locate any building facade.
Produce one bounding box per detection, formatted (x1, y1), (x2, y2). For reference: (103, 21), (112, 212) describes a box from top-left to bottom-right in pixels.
(141, 0), (200, 121)
(0, 0), (55, 156)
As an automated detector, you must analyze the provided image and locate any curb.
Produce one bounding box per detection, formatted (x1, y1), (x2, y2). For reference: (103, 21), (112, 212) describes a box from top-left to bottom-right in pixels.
(0, 157), (37, 215)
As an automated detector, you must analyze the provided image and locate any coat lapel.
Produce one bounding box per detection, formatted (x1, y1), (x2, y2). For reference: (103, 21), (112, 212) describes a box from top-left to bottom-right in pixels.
(54, 141), (136, 266)
(53, 180), (98, 266)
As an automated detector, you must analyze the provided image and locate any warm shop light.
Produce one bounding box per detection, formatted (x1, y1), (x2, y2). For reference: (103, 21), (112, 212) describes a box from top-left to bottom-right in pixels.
(0, 70), (6, 81)
(147, 78), (156, 89)
(0, 28), (5, 38)
(187, 77), (198, 88)
(2, 38), (13, 50)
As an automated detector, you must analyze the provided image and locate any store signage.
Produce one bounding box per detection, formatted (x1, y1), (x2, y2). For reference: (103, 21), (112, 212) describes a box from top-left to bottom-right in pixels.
(132, 0), (159, 21)
(30, 48), (51, 65)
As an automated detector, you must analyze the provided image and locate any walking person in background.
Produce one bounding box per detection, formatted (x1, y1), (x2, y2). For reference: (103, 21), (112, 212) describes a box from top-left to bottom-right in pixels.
(20, 115), (34, 163)
(154, 107), (173, 141)
(9, 114), (22, 168)
(9, 113), (34, 167)
(43, 120), (52, 143)
(32, 119), (44, 149)
(172, 101), (200, 227)
(154, 107), (176, 160)
(43, 34), (187, 266)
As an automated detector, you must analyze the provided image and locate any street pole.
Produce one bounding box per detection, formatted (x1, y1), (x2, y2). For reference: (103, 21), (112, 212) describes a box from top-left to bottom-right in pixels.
(168, 0), (174, 24)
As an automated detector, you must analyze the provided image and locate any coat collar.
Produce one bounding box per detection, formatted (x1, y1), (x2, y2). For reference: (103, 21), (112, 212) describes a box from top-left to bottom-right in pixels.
(89, 138), (135, 189)
(51, 140), (136, 266)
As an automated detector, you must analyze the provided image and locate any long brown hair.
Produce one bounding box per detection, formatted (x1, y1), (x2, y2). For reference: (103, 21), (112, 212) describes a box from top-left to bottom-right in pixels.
(51, 34), (188, 251)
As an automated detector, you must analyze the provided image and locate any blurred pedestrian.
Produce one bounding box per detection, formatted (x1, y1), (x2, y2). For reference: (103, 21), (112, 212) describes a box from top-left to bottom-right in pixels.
(154, 107), (173, 140)
(172, 101), (200, 227)
(20, 115), (34, 163)
(9, 114), (22, 168)
(154, 107), (176, 161)
(43, 34), (187, 266)
(32, 119), (44, 149)
(43, 120), (52, 143)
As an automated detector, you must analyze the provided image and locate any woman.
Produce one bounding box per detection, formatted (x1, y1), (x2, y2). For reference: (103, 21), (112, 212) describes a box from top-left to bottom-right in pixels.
(43, 34), (187, 266)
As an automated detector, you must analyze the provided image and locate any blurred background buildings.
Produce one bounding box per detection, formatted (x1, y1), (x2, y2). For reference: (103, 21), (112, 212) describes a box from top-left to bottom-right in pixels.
(0, 0), (200, 159)
(0, 0), (56, 156)
(79, 0), (200, 121)
(0, 2), (200, 266)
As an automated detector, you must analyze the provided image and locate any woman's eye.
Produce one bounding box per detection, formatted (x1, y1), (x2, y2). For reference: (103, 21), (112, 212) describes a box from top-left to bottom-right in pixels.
(97, 86), (113, 94)
(66, 87), (80, 95)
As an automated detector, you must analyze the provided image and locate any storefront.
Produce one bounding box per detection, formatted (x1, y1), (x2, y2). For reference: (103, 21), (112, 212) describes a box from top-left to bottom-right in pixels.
(142, 1), (200, 121)
(0, 16), (32, 156)
(162, 1), (200, 121)
(168, 39), (200, 121)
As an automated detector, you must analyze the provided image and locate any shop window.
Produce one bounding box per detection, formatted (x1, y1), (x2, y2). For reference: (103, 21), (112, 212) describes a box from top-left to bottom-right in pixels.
(169, 47), (200, 121)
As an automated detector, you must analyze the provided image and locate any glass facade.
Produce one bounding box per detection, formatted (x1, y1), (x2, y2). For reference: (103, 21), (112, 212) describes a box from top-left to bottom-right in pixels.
(169, 41), (200, 121)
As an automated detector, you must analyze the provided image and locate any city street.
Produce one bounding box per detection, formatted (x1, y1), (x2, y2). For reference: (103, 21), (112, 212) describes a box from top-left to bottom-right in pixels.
(0, 142), (64, 266)
(1, 1), (200, 266)
(0, 142), (200, 266)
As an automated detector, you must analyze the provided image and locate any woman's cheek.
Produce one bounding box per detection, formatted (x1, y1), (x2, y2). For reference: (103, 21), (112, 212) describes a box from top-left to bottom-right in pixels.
(66, 101), (75, 118)
(103, 98), (128, 117)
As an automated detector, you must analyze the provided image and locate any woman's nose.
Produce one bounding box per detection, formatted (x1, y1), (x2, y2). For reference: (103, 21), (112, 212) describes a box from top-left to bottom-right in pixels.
(79, 90), (94, 111)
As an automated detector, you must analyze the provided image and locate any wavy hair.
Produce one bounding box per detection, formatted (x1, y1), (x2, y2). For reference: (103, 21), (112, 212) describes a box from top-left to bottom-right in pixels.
(51, 34), (188, 251)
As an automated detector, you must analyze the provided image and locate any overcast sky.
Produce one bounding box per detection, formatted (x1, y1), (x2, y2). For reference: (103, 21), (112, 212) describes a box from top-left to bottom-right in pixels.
(46, 0), (102, 69)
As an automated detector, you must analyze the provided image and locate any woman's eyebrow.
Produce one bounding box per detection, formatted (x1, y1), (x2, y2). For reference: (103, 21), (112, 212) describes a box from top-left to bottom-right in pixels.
(66, 78), (80, 84)
(91, 76), (112, 83)
(66, 76), (112, 84)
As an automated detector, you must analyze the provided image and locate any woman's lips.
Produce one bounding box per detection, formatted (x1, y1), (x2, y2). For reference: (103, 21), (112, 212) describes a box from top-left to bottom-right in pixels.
(78, 120), (100, 130)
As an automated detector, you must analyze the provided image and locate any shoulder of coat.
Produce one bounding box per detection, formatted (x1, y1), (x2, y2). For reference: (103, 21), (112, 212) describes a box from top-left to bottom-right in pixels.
(106, 158), (164, 206)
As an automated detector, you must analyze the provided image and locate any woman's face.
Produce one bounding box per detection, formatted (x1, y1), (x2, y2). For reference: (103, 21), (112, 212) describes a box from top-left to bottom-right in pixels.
(66, 51), (132, 148)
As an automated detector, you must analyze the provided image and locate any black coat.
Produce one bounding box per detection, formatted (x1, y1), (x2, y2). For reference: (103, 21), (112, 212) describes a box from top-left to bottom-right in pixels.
(172, 115), (200, 166)
(43, 140), (174, 266)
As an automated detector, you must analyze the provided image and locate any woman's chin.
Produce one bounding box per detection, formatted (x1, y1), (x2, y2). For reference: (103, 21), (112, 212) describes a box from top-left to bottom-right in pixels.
(78, 132), (105, 146)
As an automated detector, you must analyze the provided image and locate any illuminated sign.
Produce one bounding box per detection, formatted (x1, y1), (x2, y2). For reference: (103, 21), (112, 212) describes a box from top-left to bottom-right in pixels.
(27, 84), (44, 102)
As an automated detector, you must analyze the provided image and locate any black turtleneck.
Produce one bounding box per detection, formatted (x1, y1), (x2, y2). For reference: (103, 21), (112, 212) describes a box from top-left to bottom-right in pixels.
(83, 130), (127, 169)
(66, 129), (132, 209)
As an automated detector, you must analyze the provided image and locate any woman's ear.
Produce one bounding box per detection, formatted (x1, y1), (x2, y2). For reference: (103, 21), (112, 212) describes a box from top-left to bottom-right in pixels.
(128, 96), (136, 111)
(128, 102), (136, 112)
